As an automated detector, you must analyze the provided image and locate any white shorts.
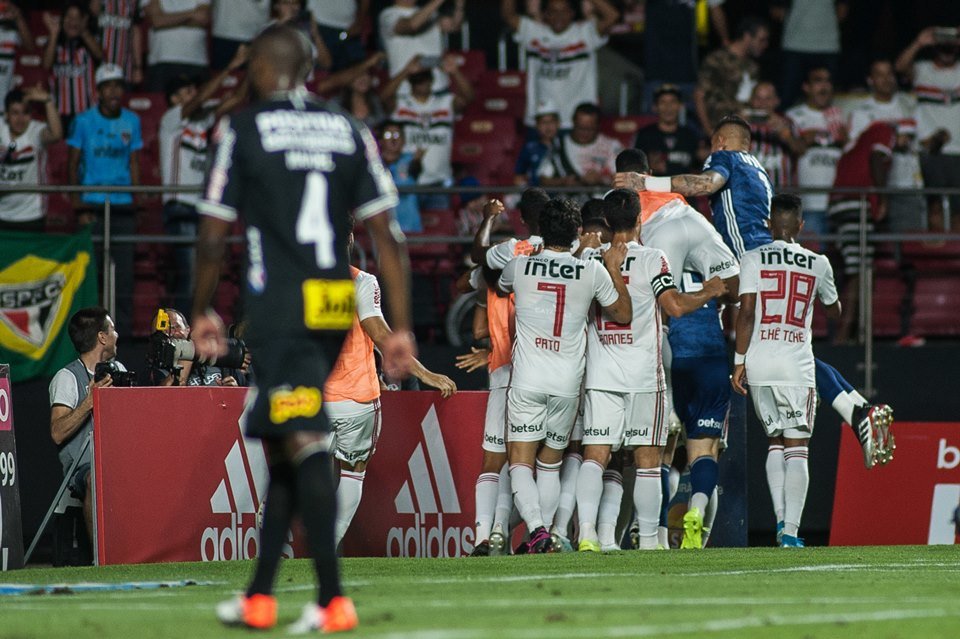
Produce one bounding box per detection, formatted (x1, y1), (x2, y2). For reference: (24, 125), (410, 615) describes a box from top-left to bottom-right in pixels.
(483, 386), (508, 453)
(583, 389), (668, 450)
(506, 388), (578, 450)
(751, 385), (817, 439)
(570, 389), (584, 442)
(326, 399), (381, 464)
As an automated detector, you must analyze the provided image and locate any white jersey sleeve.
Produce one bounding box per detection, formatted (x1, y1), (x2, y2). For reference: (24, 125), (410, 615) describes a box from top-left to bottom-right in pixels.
(817, 257), (839, 306)
(498, 256), (519, 293)
(591, 260), (619, 308)
(738, 250), (760, 295)
(49, 368), (80, 409)
(354, 271), (384, 321)
(486, 239), (519, 270)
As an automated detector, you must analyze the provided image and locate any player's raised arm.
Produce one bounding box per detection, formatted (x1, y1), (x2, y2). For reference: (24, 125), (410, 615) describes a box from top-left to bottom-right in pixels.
(613, 169), (728, 198)
(599, 242), (632, 324)
(471, 199), (506, 265)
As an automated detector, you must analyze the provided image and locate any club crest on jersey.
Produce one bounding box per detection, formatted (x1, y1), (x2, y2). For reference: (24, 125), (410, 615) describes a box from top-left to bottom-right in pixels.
(0, 253), (90, 356)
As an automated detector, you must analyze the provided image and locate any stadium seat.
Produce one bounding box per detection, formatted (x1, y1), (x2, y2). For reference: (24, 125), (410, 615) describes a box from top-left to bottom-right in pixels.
(901, 239), (960, 271)
(872, 274), (908, 337)
(448, 49), (486, 85)
(453, 116), (519, 185)
(908, 276), (960, 337)
(13, 53), (46, 91)
(600, 115), (657, 149)
(467, 70), (526, 119)
(406, 209), (460, 274)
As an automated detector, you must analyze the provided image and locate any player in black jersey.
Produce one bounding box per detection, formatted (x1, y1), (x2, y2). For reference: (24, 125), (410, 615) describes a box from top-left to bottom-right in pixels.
(190, 25), (415, 634)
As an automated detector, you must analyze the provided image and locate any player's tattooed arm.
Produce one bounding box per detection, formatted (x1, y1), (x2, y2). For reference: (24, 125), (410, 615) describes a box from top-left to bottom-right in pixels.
(669, 171), (727, 197)
(600, 242), (632, 324)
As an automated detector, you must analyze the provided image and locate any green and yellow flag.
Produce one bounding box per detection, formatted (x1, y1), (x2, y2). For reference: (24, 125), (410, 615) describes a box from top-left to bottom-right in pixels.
(0, 228), (98, 382)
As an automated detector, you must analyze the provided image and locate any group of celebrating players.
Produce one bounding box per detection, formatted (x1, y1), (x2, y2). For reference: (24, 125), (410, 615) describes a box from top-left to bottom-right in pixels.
(458, 115), (895, 555)
(192, 24), (895, 632)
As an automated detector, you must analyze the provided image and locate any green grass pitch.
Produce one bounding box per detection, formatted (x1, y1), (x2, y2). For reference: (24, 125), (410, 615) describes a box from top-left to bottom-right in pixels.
(2, 546), (959, 638)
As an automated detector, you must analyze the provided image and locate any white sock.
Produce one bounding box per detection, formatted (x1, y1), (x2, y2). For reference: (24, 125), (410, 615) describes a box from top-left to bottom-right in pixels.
(474, 472), (499, 543)
(690, 490), (710, 515)
(702, 487), (718, 547)
(493, 463), (512, 533)
(832, 391), (857, 424)
(658, 525), (669, 548)
(783, 446), (810, 538)
(634, 467), (661, 550)
(536, 459), (562, 528)
(509, 463), (544, 530)
(850, 390), (867, 406)
(575, 459), (604, 543)
(335, 470), (365, 546)
(668, 466), (680, 501)
(598, 470), (623, 547)
(766, 445), (786, 522)
(551, 454), (581, 537)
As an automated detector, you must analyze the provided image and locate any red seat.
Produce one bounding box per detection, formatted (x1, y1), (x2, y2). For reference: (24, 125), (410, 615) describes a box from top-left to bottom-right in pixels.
(13, 53), (46, 92)
(125, 93), (166, 148)
(902, 239), (960, 271)
(909, 276), (960, 337)
(407, 209), (460, 272)
(872, 275), (907, 337)
(468, 70), (526, 119)
(448, 50), (486, 86)
(600, 115), (657, 149)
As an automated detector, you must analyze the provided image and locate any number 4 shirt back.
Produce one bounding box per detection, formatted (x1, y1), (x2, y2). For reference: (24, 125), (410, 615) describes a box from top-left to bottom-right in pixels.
(739, 240), (838, 387)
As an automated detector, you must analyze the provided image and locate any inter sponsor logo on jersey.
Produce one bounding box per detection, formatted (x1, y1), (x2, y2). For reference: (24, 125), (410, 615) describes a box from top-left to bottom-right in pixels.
(760, 248), (818, 269)
(523, 258), (585, 280)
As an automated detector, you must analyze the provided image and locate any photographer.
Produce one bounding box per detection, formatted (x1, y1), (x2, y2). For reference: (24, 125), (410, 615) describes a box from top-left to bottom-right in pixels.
(148, 308), (242, 386)
(48, 307), (129, 540)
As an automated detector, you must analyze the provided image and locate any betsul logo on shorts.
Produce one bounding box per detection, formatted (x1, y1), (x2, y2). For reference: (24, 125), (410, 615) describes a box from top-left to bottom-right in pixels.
(201, 438), (279, 561)
(388, 404), (475, 557)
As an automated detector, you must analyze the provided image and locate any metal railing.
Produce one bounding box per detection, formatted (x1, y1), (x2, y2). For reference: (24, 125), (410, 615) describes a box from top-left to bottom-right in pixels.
(3, 183), (960, 397)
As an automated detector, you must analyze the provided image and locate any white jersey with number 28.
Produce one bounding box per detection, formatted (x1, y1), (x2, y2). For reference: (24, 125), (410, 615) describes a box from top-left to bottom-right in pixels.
(739, 240), (838, 387)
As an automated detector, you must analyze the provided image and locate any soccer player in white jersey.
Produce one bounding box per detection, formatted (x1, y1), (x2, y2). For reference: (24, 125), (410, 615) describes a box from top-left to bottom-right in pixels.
(577, 189), (727, 552)
(499, 197), (632, 553)
(460, 189), (548, 556)
(732, 194), (841, 548)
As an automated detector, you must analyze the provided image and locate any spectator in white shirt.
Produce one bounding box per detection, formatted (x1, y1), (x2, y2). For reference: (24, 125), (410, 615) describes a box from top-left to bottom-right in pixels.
(209, 0), (269, 70)
(0, 86), (64, 232)
(159, 45), (246, 311)
(0, 2), (35, 112)
(501, 0), (619, 131)
(379, 0), (465, 96)
(140, 0), (211, 92)
(896, 27), (960, 231)
(560, 102), (622, 186)
(308, 0), (368, 71)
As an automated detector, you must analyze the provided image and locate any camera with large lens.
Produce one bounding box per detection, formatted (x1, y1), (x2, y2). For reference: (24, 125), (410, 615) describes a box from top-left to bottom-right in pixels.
(94, 361), (137, 386)
(147, 330), (248, 371)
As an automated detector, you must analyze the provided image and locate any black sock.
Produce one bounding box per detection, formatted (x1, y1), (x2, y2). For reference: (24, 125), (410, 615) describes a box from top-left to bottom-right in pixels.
(246, 462), (296, 597)
(296, 450), (343, 607)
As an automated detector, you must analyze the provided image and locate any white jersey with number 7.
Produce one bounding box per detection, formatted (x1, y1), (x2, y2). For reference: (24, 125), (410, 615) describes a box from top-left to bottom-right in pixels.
(499, 249), (619, 398)
(739, 240), (839, 387)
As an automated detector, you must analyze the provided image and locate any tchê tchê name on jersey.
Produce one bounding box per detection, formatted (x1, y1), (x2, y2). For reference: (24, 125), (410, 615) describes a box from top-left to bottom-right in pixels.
(759, 326), (806, 343)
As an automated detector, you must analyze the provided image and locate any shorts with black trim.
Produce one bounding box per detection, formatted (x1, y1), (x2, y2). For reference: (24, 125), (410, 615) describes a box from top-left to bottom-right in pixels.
(672, 355), (729, 439)
(244, 334), (347, 438)
(327, 398), (382, 464)
(751, 384), (817, 439)
(583, 389), (668, 450)
(482, 386), (508, 453)
(506, 388), (578, 450)
(570, 387), (585, 442)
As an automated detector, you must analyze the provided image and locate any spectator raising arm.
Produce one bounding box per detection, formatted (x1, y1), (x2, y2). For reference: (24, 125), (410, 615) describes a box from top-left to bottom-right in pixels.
(316, 51), (385, 96)
(181, 45), (249, 120)
(25, 85), (64, 144)
(442, 53), (474, 111)
(438, 0), (466, 34)
(379, 54), (424, 112)
(589, 0), (620, 35)
(143, 0), (210, 30)
(894, 27), (937, 78)
(393, 0), (447, 35)
(2, 2), (35, 52)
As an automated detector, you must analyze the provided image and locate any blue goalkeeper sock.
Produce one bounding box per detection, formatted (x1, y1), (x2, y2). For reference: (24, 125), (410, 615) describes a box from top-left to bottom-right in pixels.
(659, 464), (671, 526)
(688, 456), (718, 514)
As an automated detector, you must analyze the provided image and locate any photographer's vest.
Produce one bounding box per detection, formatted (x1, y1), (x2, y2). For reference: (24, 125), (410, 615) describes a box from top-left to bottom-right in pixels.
(58, 359), (94, 474)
